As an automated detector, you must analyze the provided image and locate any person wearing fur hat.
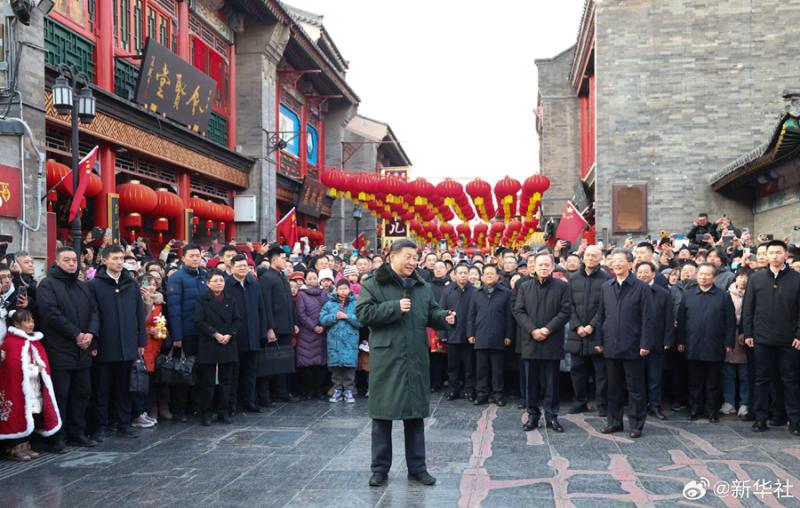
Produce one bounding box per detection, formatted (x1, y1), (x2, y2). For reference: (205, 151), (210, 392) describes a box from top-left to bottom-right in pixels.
(0, 310), (61, 460)
(343, 265), (361, 298)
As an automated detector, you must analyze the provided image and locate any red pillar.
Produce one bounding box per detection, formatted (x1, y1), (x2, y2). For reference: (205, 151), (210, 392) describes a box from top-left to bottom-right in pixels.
(177, 171), (190, 241)
(94, 144), (116, 228)
(226, 190), (236, 242)
(227, 48), (237, 149)
(318, 118), (325, 172)
(177, 1), (190, 60)
(95, 0), (114, 90)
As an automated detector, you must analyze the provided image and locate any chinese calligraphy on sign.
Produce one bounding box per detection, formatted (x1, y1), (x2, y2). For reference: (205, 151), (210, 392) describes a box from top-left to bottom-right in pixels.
(297, 177), (330, 218)
(135, 38), (216, 132)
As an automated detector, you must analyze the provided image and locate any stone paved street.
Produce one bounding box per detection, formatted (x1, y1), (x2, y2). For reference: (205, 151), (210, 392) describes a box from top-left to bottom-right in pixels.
(3, 393), (800, 507)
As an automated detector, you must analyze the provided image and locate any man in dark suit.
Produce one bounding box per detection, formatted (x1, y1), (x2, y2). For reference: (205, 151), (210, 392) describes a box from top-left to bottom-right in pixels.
(635, 261), (675, 420)
(513, 252), (572, 433)
(595, 249), (654, 438)
(439, 262), (477, 401)
(259, 244), (300, 403)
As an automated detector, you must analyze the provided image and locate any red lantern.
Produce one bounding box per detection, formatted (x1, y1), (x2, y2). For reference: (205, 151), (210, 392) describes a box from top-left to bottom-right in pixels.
(456, 223), (471, 245)
(519, 174), (551, 220)
(151, 188), (184, 218)
(473, 222), (488, 248)
(466, 178), (496, 222)
(488, 222), (506, 248)
(47, 191), (58, 212)
(122, 213), (143, 242)
(46, 160), (70, 192)
(153, 217), (170, 243)
(118, 180), (158, 215)
(189, 197), (210, 218)
(493, 176), (521, 222)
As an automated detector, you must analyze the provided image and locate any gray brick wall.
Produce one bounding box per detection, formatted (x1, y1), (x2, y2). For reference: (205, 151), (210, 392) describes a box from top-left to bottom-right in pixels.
(594, 0), (800, 241)
(234, 22), (290, 242)
(535, 47), (581, 219)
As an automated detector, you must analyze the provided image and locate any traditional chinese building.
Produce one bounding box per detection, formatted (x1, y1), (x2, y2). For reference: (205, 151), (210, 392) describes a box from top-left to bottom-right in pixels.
(325, 114), (411, 250)
(540, 0), (800, 243)
(233, 3), (359, 245)
(44, 0), (254, 250)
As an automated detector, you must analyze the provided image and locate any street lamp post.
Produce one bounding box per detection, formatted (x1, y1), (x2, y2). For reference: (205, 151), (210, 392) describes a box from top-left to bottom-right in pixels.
(52, 64), (96, 254)
(352, 204), (363, 255)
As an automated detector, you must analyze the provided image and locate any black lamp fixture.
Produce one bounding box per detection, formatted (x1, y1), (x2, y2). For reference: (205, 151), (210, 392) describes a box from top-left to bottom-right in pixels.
(52, 64), (96, 253)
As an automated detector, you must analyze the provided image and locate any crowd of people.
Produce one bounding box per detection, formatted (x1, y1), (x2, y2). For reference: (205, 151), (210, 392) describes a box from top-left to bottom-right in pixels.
(0, 211), (799, 473)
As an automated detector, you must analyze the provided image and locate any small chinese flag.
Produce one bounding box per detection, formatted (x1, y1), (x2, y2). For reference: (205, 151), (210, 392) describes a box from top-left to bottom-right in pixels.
(68, 146), (99, 223)
(352, 232), (366, 253)
(555, 201), (589, 243)
(276, 207), (298, 247)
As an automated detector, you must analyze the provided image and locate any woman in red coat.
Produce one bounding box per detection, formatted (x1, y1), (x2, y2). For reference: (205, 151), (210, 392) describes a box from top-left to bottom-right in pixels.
(0, 310), (61, 460)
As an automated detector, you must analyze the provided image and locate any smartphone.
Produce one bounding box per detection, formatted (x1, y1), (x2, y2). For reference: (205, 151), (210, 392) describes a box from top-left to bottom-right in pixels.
(16, 286), (26, 300)
(141, 278), (151, 289)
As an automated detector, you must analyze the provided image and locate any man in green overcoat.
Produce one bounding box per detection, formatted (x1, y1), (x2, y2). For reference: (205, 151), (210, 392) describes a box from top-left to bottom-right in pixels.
(356, 239), (454, 487)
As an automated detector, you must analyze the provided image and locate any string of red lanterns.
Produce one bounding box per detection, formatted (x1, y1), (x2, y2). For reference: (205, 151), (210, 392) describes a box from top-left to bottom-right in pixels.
(321, 169), (551, 249)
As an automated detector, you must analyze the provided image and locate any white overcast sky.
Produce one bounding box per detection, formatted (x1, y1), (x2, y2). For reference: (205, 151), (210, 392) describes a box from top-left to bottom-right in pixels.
(287, 0), (585, 185)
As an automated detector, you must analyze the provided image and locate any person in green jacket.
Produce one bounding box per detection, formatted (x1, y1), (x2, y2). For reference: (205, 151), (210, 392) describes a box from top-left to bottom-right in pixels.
(356, 239), (455, 488)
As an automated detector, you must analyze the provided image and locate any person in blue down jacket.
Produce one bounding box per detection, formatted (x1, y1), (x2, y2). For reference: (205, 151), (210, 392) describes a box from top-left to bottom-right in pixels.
(88, 245), (146, 440)
(166, 243), (207, 421)
(594, 249), (654, 439)
(677, 263), (736, 423)
(438, 262), (477, 402)
(320, 280), (361, 404)
(466, 264), (514, 406)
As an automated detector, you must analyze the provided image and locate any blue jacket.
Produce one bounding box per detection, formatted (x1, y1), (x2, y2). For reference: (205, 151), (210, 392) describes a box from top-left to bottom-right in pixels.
(167, 266), (208, 353)
(438, 282), (476, 344)
(677, 284), (736, 362)
(88, 266), (146, 362)
(320, 293), (360, 368)
(466, 284), (513, 350)
(595, 272), (655, 360)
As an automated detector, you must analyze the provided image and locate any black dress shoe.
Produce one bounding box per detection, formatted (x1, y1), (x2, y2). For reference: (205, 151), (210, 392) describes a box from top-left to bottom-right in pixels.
(649, 409), (668, 420)
(201, 415), (212, 427)
(369, 472), (388, 487)
(278, 395), (300, 403)
(408, 471), (436, 486)
(769, 418), (788, 427)
(517, 402), (526, 409)
(597, 408), (608, 418)
(523, 418), (539, 431)
(495, 399), (506, 407)
(601, 425), (623, 434)
(790, 424), (800, 437)
(464, 392), (476, 402)
(629, 429), (642, 439)
(218, 413), (232, 424)
(446, 392), (460, 401)
(708, 415), (719, 423)
(689, 413), (704, 421)
(546, 420), (564, 433)
(740, 411), (755, 422)
(92, 429), (107, 443)
(568, 403), (589, 414)
(49, 438), (67, 454)
(752, 420), (768, 432)
(473, 398), (489, 406)
(243, 405), (263, 413)
(117, 426), (138, 438)
(67, 435), (97, 447)
(177, 414), (189, 423)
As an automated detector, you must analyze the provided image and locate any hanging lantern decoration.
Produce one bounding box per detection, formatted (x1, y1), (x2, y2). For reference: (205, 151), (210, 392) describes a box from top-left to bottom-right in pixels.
(488, 222), (506, 248)
(118, 180), (158, 215)
(47, 191), (58, 212)
(121, 213), (143, 242)
(321, 169), (348, 198)
(502, 219), (523, 248)
(153, 217), (170, 243)
(473, 222), (488, 248)
(520, 218), (540, 244)
(466, 178), (496, 222)
(519, 174), (551, 221)
(439, 222), (457, 247)
(494, 176), (521, 222)
(206, 219), (214, 236)
(436, 179), (475, 222)
(46, 160), (70, 192)
(456, 222), (472, 245)
(192, 216), (199, 234)
(424, 221), (438, 243)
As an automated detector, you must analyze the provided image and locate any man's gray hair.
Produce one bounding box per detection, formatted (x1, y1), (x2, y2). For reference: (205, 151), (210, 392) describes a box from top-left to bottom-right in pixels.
(533, 250), (555, 265)
(610, 248), (634, 263)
